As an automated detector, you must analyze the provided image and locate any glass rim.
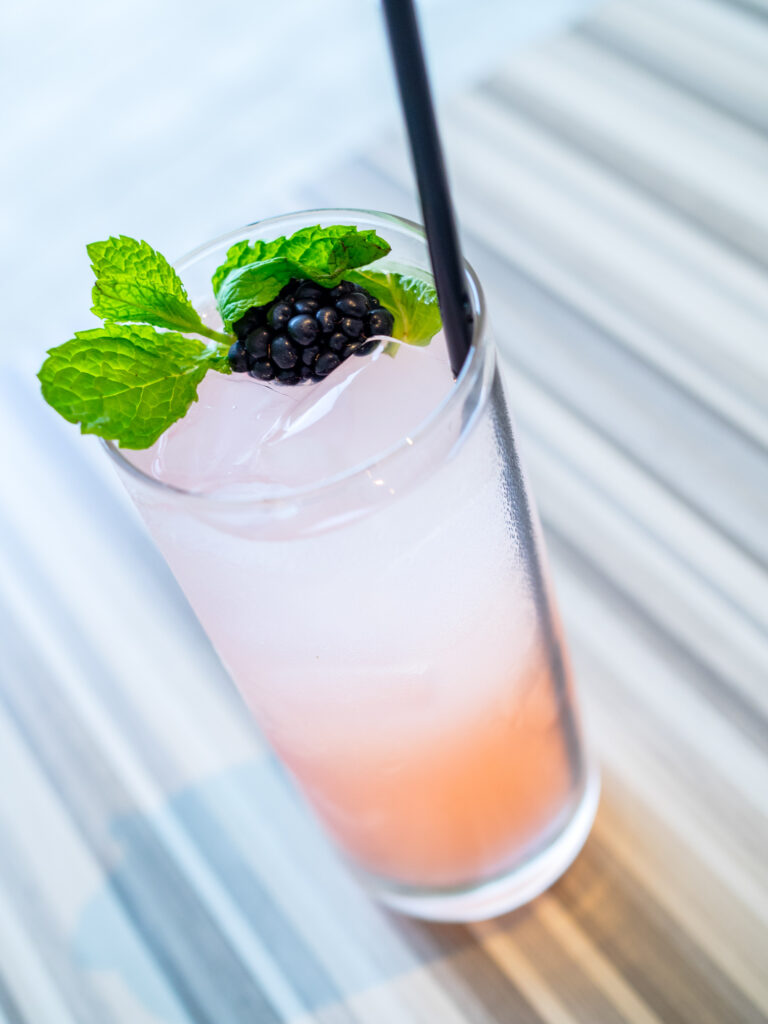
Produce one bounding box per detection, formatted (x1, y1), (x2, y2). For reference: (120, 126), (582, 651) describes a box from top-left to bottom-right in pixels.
(103, 208), (489, 509)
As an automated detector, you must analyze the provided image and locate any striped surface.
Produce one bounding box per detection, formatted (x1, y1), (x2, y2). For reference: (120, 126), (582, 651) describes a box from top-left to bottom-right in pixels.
(2, 0), (768, 1021)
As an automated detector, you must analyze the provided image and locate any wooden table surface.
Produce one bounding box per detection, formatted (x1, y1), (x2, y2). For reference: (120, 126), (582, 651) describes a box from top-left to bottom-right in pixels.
(2, 1), (767, 1021)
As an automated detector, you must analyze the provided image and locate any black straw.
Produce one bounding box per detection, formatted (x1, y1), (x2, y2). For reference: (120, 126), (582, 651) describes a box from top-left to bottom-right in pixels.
(381, 0), (473, 377)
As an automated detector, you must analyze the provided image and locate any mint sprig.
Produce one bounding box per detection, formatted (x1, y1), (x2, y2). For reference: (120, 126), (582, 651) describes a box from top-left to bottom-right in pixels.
(211, 224), (390, 293)
(40, 234), (232, 448)
(213, 224), (391, 331)
(38, 325), (227, 449)
(89, 236), (229, 345)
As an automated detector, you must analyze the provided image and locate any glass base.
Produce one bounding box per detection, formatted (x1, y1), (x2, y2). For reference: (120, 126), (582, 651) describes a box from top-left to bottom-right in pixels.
(367, 766), (600, 922)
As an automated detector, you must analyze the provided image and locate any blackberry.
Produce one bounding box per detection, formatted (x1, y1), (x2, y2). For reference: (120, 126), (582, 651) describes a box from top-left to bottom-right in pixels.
(287, 314), (319, 346)
(336, 291), (368, 317)
(249, 360), (274, 381)
(244, 327), (271, 360)
(295, 281), (323, 300)
(366, 308), (395, 336)
(339, 315), (364, 339)
(315, 307), (339, 334)
(227, 277), (396, 385)
(267, 301), (293, 330)
(314, 352), (340, 377)
(329, 281), (354, 300)
(276, 369), (301, 385)
(228, 340), (248, 373)
(294, 297), (320, 315)
(271, 335), (298, 369)
(233, 306), (264, 338)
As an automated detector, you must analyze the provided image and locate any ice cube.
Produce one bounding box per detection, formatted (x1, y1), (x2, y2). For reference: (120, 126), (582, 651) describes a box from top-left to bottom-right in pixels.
(125, 370), (297, 491)
(123, 333), (453, 495)
(252, 335), (453, 488)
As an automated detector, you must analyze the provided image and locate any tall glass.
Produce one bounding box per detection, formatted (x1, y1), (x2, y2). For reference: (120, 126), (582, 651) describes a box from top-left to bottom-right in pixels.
(106, 210), (599, 921)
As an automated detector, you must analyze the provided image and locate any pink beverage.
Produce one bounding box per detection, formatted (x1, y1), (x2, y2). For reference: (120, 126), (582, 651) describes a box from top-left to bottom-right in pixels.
(109, 212), (598, 921)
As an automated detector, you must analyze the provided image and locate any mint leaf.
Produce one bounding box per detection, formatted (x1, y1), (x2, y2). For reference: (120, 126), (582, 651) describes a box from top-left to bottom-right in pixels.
(88, 236), (207, 336)
(213, 225), (391, 331)
(210, 232), (310, 296)
(211, 238), (259, 295)
(38, 324), (226, 449)
(214, 259), (295, 332)
(212, 225), (390, 295)
(277, 224), (390, 284)
(348, 269), (442, 345)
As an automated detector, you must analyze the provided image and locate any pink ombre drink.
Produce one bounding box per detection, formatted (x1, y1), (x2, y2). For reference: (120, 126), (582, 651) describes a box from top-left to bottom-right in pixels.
(108, 211), (598, 920)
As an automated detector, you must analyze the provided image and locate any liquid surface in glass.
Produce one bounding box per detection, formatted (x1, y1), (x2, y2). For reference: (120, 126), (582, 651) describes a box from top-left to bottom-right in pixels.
(121, 327), (583, 889)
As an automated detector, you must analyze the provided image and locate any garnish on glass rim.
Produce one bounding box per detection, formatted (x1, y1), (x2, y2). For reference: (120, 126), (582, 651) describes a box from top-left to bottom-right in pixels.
(38, 225), (443, 449)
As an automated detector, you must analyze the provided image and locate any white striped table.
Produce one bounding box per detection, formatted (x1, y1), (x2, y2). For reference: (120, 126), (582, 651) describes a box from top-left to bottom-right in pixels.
(2, 1), (767, 1021)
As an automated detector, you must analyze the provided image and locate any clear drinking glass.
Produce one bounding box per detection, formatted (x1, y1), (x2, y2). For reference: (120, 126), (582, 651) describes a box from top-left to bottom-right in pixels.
(105, 210), (599, 921)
